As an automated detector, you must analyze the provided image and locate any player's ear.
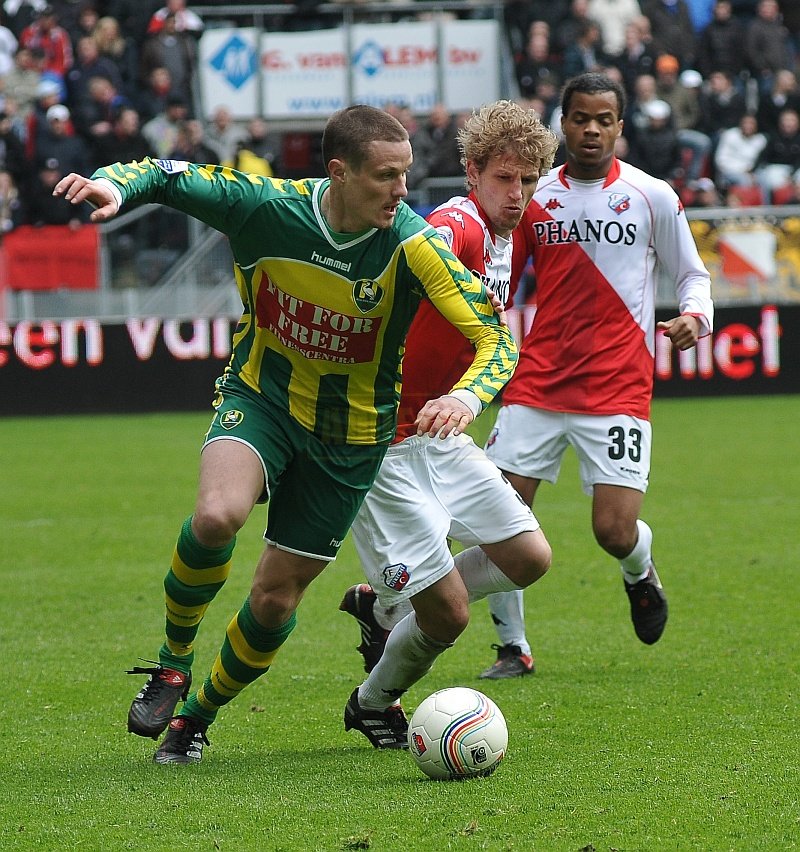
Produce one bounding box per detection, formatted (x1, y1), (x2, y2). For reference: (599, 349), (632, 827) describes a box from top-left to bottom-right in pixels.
(328, 158), (347, 184)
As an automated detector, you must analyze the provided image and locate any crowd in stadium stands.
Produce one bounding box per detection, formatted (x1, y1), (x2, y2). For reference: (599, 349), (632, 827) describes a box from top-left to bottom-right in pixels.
(0, 0), (799, 238)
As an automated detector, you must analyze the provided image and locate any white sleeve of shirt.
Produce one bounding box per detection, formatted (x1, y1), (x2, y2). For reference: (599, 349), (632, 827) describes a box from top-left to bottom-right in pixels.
(651, 182), (714, 335)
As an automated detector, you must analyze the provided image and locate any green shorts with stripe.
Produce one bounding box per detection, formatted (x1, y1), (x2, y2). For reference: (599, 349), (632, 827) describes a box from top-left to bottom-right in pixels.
(204, 374), (388, 561)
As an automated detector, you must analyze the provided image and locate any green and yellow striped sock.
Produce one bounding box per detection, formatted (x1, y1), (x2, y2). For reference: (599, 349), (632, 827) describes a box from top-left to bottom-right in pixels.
(159, 516), (235, 675)
(182, 596), (297, 726)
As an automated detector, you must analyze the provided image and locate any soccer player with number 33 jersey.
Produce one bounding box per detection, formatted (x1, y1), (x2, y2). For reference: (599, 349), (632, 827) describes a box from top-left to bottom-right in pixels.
(480, 72), (714, 675)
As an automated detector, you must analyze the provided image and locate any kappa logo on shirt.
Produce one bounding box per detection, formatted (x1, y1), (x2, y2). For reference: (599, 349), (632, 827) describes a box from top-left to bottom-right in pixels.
(442, 210), (466, 229)
(608, 192), (631, 214)
(543, 198), (564, 210)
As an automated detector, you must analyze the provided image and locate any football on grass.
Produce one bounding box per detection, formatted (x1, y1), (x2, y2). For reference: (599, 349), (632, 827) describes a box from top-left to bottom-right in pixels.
(407, 687), (507, 780)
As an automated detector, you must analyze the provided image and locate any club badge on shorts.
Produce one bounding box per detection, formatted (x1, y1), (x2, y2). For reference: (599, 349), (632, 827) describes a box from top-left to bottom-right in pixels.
(383, 563), (410, 591)
(219, 409), (244, 430)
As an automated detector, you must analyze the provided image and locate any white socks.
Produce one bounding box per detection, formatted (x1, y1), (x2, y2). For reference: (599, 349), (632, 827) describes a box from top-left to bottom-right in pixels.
(453, 545), (523, 602)
(485, 589), (530, 654)
(620, 519), (654, 584)
(358, 612), (452, 710)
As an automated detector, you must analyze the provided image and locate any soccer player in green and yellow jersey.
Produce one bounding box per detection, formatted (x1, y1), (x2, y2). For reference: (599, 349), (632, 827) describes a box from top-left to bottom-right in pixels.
(54, 104), (518, 764)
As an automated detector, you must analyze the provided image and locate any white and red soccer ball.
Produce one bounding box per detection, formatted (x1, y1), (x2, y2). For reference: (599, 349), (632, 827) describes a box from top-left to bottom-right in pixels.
(407, 687), (507, 780)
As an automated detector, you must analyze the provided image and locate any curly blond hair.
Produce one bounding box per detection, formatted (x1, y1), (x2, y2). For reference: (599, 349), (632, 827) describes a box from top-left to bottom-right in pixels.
(457, 99), (559, 190)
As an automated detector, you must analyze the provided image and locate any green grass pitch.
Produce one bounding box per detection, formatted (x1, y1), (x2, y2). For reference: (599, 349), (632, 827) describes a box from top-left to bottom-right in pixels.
(2, 395), (798, 851)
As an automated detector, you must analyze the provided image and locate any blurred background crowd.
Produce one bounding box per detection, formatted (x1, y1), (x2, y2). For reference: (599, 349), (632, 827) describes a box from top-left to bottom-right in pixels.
(1, 0), (799, 239)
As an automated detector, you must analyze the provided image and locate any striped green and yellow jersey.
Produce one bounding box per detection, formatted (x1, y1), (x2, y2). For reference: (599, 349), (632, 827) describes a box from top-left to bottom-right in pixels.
(93, 158), (518, 445)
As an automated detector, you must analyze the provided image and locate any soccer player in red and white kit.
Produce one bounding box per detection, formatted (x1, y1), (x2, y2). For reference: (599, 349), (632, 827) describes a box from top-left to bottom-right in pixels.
(340, 101), (560, 747)
(477, 71), (715, 678)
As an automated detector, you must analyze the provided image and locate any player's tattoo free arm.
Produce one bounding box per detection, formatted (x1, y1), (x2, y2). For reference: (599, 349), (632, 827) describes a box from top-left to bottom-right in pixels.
(405, 232), (518, 437)
(55, 159), (269, 237)
(651, 183), (714, 349)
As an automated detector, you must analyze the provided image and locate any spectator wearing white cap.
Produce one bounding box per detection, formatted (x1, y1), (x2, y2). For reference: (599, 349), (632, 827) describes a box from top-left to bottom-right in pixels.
(628, 98), (684, 181)
(34, 101), (90, 176)
(685, 175), (723, 206)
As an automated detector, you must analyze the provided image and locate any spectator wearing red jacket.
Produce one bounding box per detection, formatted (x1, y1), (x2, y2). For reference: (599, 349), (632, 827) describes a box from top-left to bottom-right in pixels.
(146, 0), (202, 37)
(19, 5), (73, 94)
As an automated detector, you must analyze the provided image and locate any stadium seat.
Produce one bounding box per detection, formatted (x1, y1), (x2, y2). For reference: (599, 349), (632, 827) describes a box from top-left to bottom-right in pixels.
(726, 185), (764, 207)
(770, 184), (797, 206)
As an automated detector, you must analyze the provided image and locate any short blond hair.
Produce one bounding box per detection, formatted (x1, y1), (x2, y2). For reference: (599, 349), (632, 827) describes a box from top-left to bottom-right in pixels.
(457, 99), (558, 190)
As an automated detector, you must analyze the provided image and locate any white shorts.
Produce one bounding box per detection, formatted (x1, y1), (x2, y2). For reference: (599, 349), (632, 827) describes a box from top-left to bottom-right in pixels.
(485, 405), (652, 496)
(350, 433), (540, 607)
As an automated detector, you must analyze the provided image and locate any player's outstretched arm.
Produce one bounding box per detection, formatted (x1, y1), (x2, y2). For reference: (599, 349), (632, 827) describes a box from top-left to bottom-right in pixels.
(415, 394), (474, 439)
(52, 174), (120, 222)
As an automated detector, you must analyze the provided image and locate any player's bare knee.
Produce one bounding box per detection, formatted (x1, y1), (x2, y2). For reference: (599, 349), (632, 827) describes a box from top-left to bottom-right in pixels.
(416, 599), (469, 644)
(593, 521), (636, 558)
(192, 499), (245, 545)
(527, 538), (552, 584)
(248, 582), (297, 627)
(495, 531), (552, 587)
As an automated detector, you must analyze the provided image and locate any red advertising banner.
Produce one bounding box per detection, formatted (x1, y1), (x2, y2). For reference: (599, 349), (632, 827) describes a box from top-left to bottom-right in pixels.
(0, 225), (99, 291)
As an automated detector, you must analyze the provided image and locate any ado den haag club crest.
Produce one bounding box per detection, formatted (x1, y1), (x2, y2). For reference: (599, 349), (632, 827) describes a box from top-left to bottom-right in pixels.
(353, 278), (384, 313)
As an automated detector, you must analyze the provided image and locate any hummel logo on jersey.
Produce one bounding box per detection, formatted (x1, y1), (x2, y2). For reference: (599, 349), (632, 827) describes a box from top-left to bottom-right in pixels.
(608, 192), (631, 214)
(310, 250), (351, 273)
(543, 198), (564, 210)
(154, 159), (190, 174)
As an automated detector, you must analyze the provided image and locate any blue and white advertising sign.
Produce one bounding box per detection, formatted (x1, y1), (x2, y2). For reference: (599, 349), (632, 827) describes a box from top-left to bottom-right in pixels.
(199, 21), (500, 120)
(200, 27), (260, 116)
